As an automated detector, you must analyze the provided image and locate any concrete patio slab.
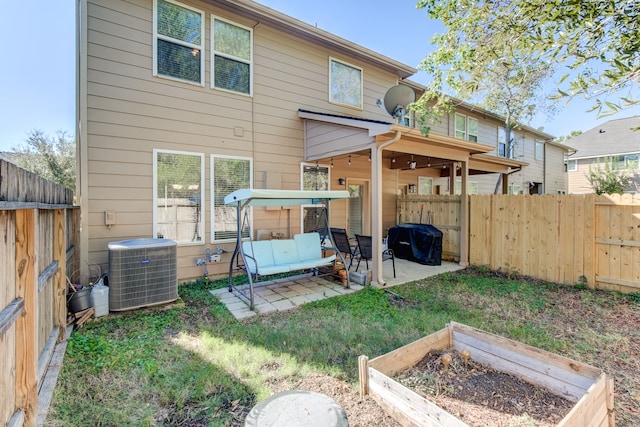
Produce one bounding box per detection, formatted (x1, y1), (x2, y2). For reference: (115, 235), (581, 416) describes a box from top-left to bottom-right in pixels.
(211, 259), (464, 320)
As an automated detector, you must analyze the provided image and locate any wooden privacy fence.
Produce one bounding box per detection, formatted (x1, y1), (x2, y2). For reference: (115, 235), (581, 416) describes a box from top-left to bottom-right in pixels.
(397, 195), (461, 261)
(1, 159), (78, 427)
(469, 194), (640, 292)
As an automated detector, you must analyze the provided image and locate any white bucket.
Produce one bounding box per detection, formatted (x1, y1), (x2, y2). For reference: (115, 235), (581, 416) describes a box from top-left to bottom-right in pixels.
(91, 283), (109, 317)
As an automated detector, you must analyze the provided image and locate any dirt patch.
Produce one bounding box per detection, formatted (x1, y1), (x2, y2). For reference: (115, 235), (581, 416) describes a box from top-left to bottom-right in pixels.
(394, 349), (574, 426)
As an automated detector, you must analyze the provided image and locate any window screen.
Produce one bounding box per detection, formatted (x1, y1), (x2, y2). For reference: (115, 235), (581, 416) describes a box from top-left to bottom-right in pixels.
(212, 17), (252, 94)
(154, 0), (203, 84)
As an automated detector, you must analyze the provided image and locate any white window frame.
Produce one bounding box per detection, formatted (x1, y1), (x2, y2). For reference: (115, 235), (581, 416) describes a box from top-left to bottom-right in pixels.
(454, 179), (478, 195)
(535, 140), (544, 160)
(467, 117), (478, 142)
(418, 176), (433, 195)
(455, 113), (478, 142)
(153, 149), (205, 245)
(329, 57), (363, 110)
(567, 159), (578, 172)
(210, 155), (253, 243)
(300, 162), (331, 233)
(508, 183), (521, 195)
(455, 113), (467, 140)
(497, 127), (507, 157)
(211, 15), (253, 96)
(153, 0), (205, 86)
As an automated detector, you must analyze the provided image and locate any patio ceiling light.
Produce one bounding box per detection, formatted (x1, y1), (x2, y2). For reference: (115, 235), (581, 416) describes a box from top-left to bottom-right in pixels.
(408, 155), (417, 170)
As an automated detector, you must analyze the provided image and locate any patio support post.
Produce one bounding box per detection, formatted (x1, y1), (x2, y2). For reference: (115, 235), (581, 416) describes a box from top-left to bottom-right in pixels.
(460, 161), (469, 267)
(372, 131), (402, 286)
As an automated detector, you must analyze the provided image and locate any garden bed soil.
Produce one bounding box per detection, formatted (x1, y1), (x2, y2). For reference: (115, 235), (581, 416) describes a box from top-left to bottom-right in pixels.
(394, 348), (575, 426)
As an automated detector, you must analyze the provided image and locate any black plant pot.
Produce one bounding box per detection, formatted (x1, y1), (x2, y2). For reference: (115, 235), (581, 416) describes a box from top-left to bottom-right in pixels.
(68, 288), (93, 313)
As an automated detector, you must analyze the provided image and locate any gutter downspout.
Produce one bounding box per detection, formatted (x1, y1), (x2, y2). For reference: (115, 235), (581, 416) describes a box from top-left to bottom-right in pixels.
(372, 130), (402, 286)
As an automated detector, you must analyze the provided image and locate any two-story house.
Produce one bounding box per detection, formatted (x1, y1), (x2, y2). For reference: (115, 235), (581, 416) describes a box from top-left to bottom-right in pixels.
(567, 116), (640, 194)
(76, 0), (567, 284)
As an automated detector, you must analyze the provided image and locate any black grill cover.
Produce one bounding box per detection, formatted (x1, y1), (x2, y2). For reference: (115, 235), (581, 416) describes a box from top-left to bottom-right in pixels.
(388, 223), (442, 265)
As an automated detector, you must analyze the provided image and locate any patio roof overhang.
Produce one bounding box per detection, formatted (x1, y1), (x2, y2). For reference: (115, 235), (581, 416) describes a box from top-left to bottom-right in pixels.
(298, 110), (527, 175)
(298, 109), (529, 288)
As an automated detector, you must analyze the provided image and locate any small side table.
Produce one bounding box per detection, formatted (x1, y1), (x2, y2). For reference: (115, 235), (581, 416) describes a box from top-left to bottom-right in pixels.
(244, 389), (349, 426)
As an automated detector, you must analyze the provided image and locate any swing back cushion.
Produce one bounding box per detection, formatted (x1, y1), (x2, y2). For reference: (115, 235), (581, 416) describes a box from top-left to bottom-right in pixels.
(241, 232), (335, 276)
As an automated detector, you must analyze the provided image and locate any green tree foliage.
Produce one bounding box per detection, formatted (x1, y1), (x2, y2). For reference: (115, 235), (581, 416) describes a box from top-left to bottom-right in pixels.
(413, 0), (556, 153)
(416, 0), (639, 119)
(11, 130), (76, 190)
(585, 160), (632, 195)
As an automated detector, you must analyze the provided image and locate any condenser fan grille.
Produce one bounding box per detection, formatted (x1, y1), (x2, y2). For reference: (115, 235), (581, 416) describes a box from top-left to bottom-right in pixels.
(108, 238), (177, 311)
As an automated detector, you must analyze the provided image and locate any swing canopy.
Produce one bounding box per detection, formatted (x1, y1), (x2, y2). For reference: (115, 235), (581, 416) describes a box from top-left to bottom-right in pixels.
(224, 188), (350, 207)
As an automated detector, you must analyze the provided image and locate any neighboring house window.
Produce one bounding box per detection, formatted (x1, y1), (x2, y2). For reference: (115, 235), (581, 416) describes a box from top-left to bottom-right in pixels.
(497, 127), (506, 157)
(455, 114), (478, 142)
(418, 177), (433, 195)
(535, 140), (544, 160)
(567, 159), (578, 171)
(508, 183), (521, 195)
(153, 0), (204, 85)
(301, 163), (330, 233)
(329, 58), (363, 109)
(211, 155), (252, 242)
(154, 150), (205, 243)
(212, 16), (253, 95)
(606, 154), (640, 170)
(454, 180), (478, 195)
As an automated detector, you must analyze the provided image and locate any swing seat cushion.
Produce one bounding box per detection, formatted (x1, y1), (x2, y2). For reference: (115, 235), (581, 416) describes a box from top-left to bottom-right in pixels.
(241, 233), (335, 276)
(242, 241), (286, 275)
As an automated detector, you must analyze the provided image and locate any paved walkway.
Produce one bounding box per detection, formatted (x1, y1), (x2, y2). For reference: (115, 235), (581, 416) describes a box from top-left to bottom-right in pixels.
(211, 259), (464, 320)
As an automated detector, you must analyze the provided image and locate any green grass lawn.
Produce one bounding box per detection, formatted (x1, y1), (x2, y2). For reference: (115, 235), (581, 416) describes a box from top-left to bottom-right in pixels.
(47, 268), (640, 426)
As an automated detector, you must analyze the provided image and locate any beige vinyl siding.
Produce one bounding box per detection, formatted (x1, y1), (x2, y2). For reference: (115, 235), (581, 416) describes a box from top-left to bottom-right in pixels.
(544, 144), (568, 194)
(83, 0), (401, 280)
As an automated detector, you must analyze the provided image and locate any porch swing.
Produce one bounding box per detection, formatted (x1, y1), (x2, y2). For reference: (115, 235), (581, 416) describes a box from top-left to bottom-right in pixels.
(224, 188), (351, 310)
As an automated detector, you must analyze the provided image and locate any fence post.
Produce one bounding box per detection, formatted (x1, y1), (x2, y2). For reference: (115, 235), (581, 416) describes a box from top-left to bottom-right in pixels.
(54, 209), (67, 342)
(15, 208), (38, 427)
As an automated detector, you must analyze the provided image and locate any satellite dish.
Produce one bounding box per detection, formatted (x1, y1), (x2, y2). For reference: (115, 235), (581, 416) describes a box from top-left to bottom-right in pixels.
(383, 85), (415, 118)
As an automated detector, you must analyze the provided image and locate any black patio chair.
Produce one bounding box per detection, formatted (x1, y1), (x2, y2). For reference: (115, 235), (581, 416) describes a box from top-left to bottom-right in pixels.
(330, 228), (357, 270)
(354, 234), (396, 278)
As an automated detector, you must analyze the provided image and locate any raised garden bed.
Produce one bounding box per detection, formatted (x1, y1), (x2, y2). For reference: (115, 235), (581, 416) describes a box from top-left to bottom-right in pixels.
(358, 322), (615, 427)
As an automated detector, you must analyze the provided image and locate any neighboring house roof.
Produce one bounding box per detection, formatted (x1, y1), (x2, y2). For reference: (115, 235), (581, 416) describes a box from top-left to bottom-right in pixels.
(569, 116), (640, 159)
(211, 0), (416, 79)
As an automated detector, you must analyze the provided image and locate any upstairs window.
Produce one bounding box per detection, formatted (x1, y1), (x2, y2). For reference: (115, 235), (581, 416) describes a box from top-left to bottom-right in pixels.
(567, 159), (578, 171)
(329, 58), (363, 109)
(154, 0), (204, 85)
(497, 127), (507, 157)
(212, 17), (253, 95)
(535, 140), (544, 160)
(455, 114), (478, 142)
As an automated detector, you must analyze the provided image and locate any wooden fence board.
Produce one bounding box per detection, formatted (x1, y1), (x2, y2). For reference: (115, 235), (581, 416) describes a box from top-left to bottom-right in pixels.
(467, 194), (638, 292)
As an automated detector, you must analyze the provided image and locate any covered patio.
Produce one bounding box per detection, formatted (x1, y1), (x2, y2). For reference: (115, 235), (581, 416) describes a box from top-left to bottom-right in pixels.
(299, 109), (526, 287)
